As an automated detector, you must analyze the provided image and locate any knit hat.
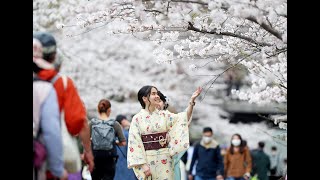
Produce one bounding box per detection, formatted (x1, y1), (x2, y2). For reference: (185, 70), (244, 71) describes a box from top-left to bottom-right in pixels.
(33, 32), (57, 55)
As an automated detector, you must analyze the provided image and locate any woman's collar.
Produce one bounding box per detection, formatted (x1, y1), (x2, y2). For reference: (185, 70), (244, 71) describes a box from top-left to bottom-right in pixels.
(141, 108), (160, 115)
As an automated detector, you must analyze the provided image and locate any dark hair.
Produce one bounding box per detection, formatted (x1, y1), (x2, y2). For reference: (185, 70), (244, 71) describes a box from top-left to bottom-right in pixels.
(271, 146), (277, 151)
(115, 114), (127, 124)
(137, 85), (158, 109)
(158, 91), (169, 110)
(43, 53), (56, 63)
(230, 133), (245, 154)
(258, 141), (265, 149)
(242, 139), (247, 147)
(98, 99), (111, 114)
(33, 61), (42, 73)
(203, 127), (213, 133)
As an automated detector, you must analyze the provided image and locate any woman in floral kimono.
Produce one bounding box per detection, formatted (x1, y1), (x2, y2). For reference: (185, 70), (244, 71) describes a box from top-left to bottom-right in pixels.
(127, 85), (202, 180)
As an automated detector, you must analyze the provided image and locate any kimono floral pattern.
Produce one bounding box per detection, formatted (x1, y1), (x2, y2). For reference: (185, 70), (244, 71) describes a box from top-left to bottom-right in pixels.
(127, 109), (189, 180)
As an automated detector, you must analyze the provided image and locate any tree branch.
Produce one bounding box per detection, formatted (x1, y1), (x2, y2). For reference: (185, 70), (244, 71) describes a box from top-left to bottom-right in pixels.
(166, 1), (170, 14)
(200, 51), (258, 101)
(187, 22), (272, 47)
(246, 16), (283, 41)
(171, 0), (208, 6)
(257, 128), (287, 146)
(266, 48), (287, 58)
(144, 9), (164, 14)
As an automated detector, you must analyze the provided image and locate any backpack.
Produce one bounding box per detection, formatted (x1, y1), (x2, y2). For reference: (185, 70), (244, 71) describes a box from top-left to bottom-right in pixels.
(90, 118), (116, 151)
(51, 74), (85, 136)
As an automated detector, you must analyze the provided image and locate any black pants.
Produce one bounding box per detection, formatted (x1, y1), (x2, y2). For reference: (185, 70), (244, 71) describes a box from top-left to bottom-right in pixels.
(91, 150), (117, 180)
(269, 176), (282, 180)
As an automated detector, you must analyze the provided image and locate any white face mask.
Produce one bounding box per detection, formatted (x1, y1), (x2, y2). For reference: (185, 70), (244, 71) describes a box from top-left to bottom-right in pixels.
(202, 136), (212, 144)
(231, 139), (241, 146)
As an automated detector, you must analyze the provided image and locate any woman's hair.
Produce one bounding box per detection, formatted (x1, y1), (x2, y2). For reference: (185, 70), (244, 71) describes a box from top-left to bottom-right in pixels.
(137, 85), (157, 109)
(33, 61), (41, 73)
(98, 99), (111, 114)
(230, 133), (245, 154)
(158, 91), (169, 110)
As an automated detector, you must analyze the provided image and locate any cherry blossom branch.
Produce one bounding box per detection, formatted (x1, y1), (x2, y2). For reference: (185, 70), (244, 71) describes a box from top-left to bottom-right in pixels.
(266, 48), (287, 58)
(166, 1), (170, 14)
(158, 0), (285, 42)
(144, 9), (164, 14)
(171, 0), (208, 6)
(67, 23), (110, 37)
(187, 22), (272, 47)
(200, 51), (258, 101)
(246, 16), (283, 41)
(256, 128), (287, 146)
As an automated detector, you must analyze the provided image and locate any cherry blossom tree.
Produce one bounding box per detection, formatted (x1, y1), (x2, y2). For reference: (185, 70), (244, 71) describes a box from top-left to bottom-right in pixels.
(33, 0), (287, 143)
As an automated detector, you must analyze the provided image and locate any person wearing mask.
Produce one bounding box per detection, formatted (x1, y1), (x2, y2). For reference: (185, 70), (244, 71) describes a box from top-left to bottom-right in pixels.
(224, 133), (252, 180)
(188, 127), (224, 180)
(269, 146), (281, 180)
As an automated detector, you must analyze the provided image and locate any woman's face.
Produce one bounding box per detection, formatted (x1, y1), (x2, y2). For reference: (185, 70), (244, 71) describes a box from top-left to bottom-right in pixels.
(144, 87), (160, 107)
(231, 135), (241, 146)
(232, 135), (240, 141)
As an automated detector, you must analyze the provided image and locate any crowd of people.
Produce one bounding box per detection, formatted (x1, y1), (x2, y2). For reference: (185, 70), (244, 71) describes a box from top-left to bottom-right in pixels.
(33, 31), (287, 180)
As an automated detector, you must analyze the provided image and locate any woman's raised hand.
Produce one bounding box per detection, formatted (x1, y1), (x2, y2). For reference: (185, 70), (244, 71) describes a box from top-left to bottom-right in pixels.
(191, 87), (202, 101)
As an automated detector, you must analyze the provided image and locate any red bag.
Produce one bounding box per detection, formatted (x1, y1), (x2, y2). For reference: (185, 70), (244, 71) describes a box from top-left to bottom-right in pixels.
(52, 75), (86, 135)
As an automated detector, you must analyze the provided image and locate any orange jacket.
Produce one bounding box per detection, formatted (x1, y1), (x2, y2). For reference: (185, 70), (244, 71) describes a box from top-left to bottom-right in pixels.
(224, 146), (252, 178)
(37, 69), (86, 135)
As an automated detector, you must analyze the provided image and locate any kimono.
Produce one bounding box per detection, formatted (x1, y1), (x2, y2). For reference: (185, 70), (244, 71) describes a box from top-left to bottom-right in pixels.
(127, 109), (189, 180)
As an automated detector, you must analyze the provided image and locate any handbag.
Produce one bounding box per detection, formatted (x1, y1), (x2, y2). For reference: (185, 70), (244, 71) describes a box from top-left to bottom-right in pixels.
(59, 75), (82, 173)
(61, 110), (82, 173)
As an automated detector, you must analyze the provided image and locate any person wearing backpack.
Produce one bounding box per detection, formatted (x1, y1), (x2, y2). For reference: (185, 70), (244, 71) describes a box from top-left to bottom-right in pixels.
(33, 38), (68, 180)
(90, 99), (126, 180)
(33, 32), (94, 179)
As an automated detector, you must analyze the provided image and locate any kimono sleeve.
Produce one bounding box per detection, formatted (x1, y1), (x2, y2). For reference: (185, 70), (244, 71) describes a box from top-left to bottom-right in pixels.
(127, 115), (147, 169)
(166, 111), (190, 156)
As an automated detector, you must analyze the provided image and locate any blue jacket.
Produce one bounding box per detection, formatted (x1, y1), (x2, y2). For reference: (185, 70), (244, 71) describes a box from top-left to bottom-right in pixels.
(189, 140), (224, 178)
(33, 79), (64, 178)
(41, 88), (64, 177)
(114, 129), (137, 180)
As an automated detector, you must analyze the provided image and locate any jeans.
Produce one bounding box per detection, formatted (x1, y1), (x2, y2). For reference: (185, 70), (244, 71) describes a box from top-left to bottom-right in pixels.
(195, 175), (216, 180)
(226, 177), (245, 180)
